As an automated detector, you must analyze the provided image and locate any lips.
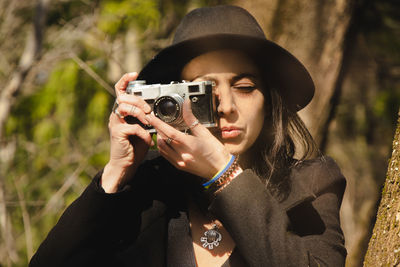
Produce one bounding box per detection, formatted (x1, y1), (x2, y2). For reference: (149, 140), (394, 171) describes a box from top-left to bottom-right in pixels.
(220, 126), (242, 139)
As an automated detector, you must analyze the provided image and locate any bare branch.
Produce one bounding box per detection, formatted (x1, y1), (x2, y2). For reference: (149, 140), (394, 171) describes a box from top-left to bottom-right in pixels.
(70, 52), (115, 96)
(0, 178), (18, 265)
(35, 162), (87, 220)
(0, 0), (49, 138)
(4, 201), (46, 207)
(0, 1), (50, 265)
(14, 176), (33, 261)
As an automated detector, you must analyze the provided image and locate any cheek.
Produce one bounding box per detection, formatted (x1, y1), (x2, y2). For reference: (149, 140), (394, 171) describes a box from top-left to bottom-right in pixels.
(251, 111), (265, 138)
(236, 94), (265, 126)
(250, 95), (266, 124)
(250, 100), (266, 137)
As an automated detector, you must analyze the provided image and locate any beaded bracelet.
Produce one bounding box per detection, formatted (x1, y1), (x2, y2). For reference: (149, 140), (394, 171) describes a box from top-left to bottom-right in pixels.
(202, 160), (242, 203)
(202, 155), (236, 189)
(207, 157), (241, 193)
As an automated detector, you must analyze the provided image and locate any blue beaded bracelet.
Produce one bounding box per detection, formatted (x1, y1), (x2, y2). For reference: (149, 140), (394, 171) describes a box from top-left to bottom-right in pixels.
(203, 155), (236, 189)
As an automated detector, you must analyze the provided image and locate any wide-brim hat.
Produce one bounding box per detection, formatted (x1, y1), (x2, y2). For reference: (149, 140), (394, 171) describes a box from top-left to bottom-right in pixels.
(138, 5), (314, 111)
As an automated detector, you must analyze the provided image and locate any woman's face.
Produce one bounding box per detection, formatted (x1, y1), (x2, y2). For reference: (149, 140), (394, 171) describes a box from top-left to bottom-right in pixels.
(181, 49), (266, 155)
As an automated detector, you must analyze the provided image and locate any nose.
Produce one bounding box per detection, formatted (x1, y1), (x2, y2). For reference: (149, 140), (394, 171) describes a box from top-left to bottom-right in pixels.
(215, 84), (236, 116)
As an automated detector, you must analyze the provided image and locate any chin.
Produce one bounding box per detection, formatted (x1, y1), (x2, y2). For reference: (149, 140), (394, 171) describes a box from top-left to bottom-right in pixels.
(224, 143), (246, 156)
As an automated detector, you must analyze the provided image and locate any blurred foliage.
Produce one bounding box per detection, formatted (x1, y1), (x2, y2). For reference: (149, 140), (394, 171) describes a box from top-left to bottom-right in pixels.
(5, 57), (112, 264)
(98, 0), (161, 35)
(332, 0), (400, 145)
(325, 2), (400, 264)
(364, 0), (400, 125)
(5, 0), (398, 266)
(1, 0), (230, 266)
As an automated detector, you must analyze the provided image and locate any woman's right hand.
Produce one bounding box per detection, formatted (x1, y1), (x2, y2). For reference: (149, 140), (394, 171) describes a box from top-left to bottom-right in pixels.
(101, 72), (153, 193)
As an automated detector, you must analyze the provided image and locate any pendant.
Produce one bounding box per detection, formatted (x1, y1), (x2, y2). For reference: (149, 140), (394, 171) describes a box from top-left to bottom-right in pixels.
(200, 224), (222, 250)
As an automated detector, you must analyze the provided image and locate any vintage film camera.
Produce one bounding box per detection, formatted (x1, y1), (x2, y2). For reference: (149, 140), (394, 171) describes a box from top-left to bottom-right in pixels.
(125, 80), (217, 133)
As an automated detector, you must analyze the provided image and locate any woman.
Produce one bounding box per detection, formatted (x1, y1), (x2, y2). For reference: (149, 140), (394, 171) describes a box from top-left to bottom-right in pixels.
(30, 5), (346, 267)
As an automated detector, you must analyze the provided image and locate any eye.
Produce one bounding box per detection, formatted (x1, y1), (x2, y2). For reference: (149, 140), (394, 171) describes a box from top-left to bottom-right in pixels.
(234, 85), (256, 90)
(232, 75), (258, 91)
(233, 82), (257, 91)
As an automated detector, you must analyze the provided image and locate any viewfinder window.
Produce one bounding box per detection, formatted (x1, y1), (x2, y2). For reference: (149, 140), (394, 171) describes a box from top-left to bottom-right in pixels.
(189, 85), (199, 92)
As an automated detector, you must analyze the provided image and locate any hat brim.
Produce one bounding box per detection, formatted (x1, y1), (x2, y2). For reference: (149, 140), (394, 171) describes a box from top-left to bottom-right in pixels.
(138, 34), (314, 111)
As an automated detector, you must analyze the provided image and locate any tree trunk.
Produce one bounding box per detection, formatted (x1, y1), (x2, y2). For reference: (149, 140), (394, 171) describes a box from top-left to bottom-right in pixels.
(234, 0), (354, 145)
(364, 111), (400, 266)
(233, 2), (399, 266)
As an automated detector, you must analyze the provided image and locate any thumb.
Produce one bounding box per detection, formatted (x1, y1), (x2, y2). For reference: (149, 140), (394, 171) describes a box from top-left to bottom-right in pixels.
(182, 99), (209, 137)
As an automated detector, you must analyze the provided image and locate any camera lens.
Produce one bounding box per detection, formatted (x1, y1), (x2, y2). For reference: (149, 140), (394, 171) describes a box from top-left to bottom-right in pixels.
(154, 94), (183, 123)
(159, 99), (176, 116)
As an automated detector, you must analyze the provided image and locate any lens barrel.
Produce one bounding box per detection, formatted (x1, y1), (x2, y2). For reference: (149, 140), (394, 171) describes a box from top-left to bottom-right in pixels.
(154, 94), (184, 124)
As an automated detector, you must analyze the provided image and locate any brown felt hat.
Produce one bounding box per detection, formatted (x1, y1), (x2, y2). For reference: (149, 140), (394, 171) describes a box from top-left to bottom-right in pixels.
(138, 5), (314, 111)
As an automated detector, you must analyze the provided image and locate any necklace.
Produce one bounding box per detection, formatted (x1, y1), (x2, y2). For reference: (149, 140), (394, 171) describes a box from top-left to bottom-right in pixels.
(200, 223), (222, 250)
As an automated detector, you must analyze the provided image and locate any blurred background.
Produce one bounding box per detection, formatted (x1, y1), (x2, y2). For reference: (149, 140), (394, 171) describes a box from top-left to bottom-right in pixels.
(0, 0), (399, 266)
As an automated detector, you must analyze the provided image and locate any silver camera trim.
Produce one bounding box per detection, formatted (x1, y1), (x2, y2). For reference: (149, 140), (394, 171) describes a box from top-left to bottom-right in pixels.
(126, 80), (217, 133)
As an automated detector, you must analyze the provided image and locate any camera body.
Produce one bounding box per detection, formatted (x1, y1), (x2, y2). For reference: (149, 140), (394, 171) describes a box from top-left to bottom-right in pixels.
(126, 80), (217, 133)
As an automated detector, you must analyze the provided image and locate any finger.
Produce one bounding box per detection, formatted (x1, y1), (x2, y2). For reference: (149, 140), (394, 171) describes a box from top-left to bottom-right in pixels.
(148, 113), (187, 143)
(182, 99), (210, 137)
(114, 72), (138, 96)
(156, 131), (176, 147)
(109, 113), (152, 145)
(118, 94), (152, 114)
(117, 103), (151, 125)
(109, 111), (126, 126)
(157, 134), (181, 162)
(111, 123), (152, 146)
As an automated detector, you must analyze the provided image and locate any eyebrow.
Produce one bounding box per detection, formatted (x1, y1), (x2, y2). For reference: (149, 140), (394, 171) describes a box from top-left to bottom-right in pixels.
(192, 73), (258, 83)
(230, 73), (258, 84)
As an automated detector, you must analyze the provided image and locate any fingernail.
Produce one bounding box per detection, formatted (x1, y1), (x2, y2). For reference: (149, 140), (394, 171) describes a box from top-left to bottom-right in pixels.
(144, 104), (151, 113)
(129, 72), (137, 77)
(151, 140), (155, 146)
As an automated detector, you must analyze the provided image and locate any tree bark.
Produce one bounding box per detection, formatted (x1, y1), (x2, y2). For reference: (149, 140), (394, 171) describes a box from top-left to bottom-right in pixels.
(232, 2), (399, 266)
(235, 0), (354, 145)
(364, 110), (400, 266)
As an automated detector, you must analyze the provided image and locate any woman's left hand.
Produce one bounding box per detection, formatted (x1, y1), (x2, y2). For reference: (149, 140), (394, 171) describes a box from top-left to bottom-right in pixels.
(148, 100), (231, 180)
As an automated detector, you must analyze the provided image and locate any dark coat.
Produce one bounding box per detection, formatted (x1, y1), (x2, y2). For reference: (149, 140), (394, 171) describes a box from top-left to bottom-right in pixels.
(29, 156), (346, 267)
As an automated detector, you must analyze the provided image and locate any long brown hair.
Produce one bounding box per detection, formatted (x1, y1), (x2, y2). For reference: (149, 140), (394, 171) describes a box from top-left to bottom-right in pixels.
(247, 85), (318, 201)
